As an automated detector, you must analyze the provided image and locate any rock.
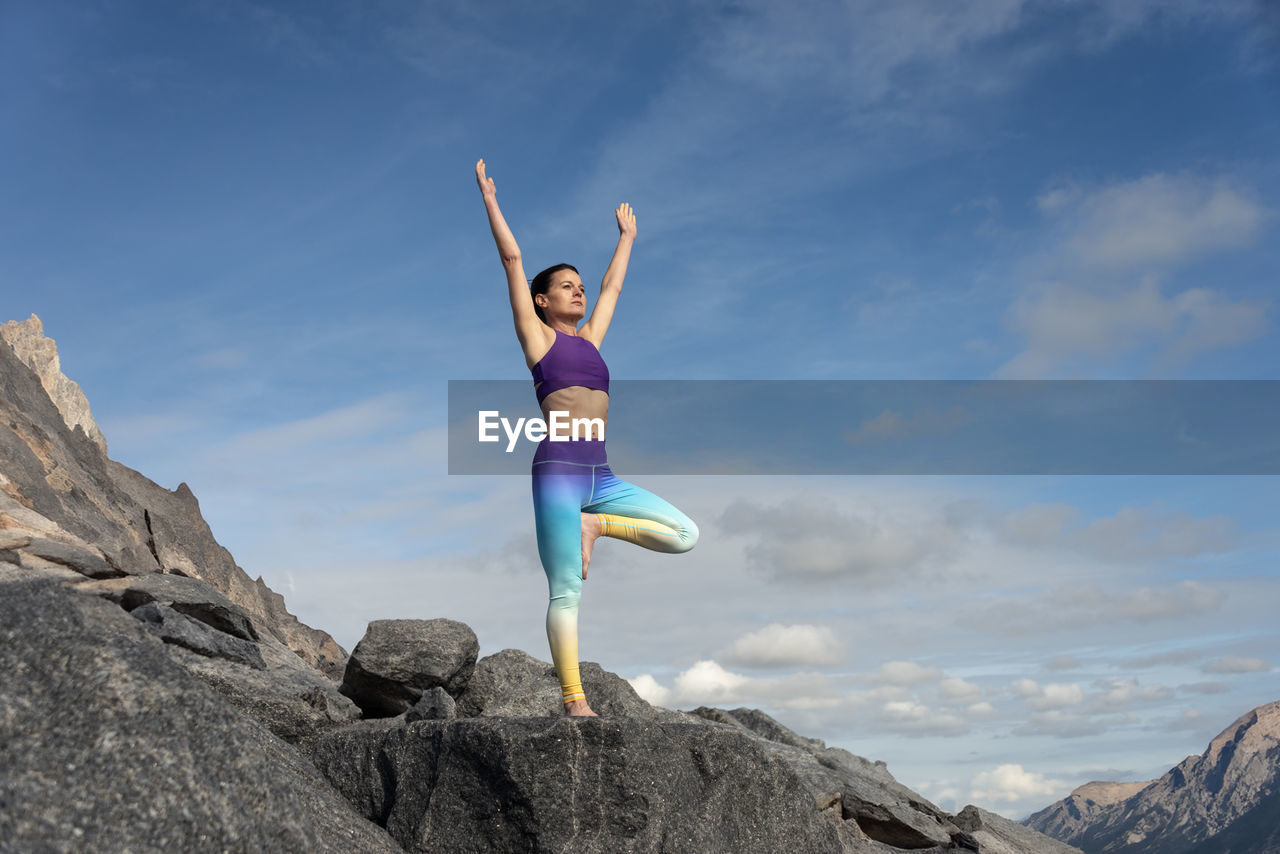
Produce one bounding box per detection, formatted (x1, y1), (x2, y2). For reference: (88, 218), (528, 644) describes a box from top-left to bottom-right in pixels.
(957, 805), (1082, 854)
(162, 631), (363, 744)
(1023, 779), (1153, 843)
(691, 706), (979, 851)
(106, 459), (349, 678)
(454, 647), (679, 719)
(1, 321), (349, 677)
(131, 601), (267, 669)
(340, 618), (479, 717)
(0, 578), (400, 853)
(307, 716), (850, 854)
(405, 687), (456, 722)
(77, 572), (263, 641)
(72, 572), (359, 743)
(1024, 700), (1280, 853)
(1, 314), (108, 453)
(17, 535), (122, 578)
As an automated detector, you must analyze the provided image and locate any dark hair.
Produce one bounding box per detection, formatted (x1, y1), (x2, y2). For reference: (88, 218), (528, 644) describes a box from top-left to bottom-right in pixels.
(529, 263), (579, 323)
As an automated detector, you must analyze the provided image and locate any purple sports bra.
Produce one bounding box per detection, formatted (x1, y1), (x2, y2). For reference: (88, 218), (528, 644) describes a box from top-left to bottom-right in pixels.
(530, 328), (610, 404)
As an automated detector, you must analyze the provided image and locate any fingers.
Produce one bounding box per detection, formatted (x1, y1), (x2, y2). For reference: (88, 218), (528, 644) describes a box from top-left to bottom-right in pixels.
(476, 158), (496, 194)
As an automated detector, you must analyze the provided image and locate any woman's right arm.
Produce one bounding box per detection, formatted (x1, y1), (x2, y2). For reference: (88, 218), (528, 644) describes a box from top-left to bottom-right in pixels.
(476, 159), (542, 348)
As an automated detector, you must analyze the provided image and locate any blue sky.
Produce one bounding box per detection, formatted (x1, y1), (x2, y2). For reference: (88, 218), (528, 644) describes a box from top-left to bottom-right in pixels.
(3, 0), (1278, 819)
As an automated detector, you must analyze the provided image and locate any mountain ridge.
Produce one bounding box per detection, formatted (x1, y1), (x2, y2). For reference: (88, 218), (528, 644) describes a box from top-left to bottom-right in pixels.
(1024, 700), (1280, 854)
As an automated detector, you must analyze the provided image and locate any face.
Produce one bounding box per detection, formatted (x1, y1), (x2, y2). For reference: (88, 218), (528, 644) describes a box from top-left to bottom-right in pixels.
(537, 270), (586, 321)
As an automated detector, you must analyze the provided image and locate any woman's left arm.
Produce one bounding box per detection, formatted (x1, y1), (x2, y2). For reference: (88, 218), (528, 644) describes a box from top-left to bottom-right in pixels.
(581, 202), (636, 346)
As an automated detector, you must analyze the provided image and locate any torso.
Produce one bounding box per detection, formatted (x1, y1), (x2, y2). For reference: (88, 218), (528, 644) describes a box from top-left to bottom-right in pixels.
(526, 325), (609, 439)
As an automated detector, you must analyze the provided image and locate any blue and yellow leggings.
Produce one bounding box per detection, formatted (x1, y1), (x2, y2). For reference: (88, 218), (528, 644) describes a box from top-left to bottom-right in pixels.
(532, 437), (698, 703)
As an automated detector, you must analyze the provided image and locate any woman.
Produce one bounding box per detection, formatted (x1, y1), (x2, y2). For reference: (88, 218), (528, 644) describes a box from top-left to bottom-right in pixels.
(476, 159), (699, 717)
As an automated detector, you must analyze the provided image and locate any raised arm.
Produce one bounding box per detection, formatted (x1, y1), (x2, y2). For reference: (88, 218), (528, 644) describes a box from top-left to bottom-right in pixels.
(581, 202), (636, 347)
(476, 159), (542, 349)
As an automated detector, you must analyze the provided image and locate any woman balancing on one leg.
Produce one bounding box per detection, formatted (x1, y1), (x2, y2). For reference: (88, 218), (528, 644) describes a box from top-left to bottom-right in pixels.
(476, 159), (699, 717)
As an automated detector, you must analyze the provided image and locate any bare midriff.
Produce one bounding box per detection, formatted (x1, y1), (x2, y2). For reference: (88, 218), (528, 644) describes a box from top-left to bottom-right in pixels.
(537, 386), (609, 440)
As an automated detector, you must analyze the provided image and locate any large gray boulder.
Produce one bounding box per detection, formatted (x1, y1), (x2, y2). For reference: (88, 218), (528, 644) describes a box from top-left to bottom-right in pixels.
(0, 578), (399, 854)
(340, 618), (479, 717)
(307, 715), (851, 854)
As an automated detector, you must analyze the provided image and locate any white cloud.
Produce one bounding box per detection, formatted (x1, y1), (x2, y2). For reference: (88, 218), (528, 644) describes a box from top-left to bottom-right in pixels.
(1035, 683), (1087, 710)
(672, 660), (754, 705)
(1002, 171), (1270, 378)
(723, 623), (843, 669)
(720, 499), (965, 583)
(1044, 173), (1267, 270)
(1087, 677), (1173, 713)
(879, 700), (970, 737)
(999, 504), (1237, 562)
(998, 277), (1268, 378)
(939, 677), (984, 704)
(876, 661), (944, 686)
(628, 673), (672, 707)
(1010, 678), (1042, 699)
(970, 764), (1070, 810)
(1201, 656), (1271, 674)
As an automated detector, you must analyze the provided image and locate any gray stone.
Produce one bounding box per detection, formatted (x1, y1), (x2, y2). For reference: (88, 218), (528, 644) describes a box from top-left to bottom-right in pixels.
(78, 572), (262, 641)
(0, 578), (400, 853)
(957, 805), (1081, 854)
(691, 707), (1022, 852)
(131, 601), (267, 670)
(163, 631), (363, 744)
(340, 618), (479, 717)
(18, 536), (121, 579)
(405, 686), (457, 722)
(307, 716), (850, 854)
(454, 647), (680, 719)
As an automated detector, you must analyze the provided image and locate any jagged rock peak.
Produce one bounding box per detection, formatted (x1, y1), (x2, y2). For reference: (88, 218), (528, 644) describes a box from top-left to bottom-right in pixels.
(1, 314), (108, 454)
(1025, 699), (1280, 853)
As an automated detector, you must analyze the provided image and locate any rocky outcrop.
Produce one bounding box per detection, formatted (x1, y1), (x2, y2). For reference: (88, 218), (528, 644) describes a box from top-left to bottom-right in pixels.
(0, 577), (399, 854)
(1024, 701), (1280, 854)
(0, 315), (346, 677)
(692, 706), (977, 850)
(306, 716), (852, 854)
(1, 314), (107, 453)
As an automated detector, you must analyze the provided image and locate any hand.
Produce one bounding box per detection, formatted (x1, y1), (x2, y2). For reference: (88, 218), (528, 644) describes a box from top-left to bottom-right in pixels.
(476, 158), (497, 199)
(616, 202), (637, 240)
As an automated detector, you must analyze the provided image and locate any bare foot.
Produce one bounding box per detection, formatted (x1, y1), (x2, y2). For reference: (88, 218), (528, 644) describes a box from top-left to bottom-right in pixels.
(564, 698), (598, 717)
(580, 512), (602, 580)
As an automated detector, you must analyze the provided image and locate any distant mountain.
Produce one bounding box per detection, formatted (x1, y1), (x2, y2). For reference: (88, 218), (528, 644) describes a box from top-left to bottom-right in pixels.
(1025, 700), (1280, 854)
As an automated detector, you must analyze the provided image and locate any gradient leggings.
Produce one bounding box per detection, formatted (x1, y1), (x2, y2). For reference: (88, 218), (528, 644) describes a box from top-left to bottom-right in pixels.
(532, 437), (698, 702)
